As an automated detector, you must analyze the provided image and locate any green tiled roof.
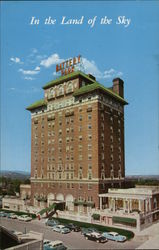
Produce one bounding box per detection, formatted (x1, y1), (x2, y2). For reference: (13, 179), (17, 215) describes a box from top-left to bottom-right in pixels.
(26, 99), (47, 111)
(73, 82), (128, 105)
(42, 71), (95, 89)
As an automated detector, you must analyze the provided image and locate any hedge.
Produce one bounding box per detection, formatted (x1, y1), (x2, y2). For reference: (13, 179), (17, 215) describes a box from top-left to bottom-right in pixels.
(113, 216), (137, 227)
(0, 209), (36, 219)
(53, 217), (134, 240)
(92, 213), (100, 220)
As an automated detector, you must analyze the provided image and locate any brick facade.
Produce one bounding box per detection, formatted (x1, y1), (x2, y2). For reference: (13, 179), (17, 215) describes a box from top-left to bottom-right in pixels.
(27, 71), (128, 213)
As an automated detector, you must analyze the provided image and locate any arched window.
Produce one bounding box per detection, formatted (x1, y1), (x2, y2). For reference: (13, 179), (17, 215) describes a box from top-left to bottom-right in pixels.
(66, 82), (73, 93)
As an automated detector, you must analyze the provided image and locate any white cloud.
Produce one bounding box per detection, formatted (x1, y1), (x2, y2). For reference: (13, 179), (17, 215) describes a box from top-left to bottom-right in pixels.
(81, 58), (123, 80)
(10, 57), (23, 64)
(24, 76), (35, 81)
(40, 53), (64, 68)
(34, 66), (40, 71)
(81, 58), (102, 78)
(103, 68), (123, 79)
(19, 66), (40, 75)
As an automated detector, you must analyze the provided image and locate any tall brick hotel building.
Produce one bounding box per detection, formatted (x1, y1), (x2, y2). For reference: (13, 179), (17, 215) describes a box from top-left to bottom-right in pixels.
(27, 66), (128, 214)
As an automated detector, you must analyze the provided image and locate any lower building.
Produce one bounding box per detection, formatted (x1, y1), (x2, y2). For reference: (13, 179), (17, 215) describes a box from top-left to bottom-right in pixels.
(95, 185), (159, 231)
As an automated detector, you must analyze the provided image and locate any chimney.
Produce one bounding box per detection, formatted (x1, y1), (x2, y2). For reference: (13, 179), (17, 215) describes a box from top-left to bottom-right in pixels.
(112, 78), (124, 98)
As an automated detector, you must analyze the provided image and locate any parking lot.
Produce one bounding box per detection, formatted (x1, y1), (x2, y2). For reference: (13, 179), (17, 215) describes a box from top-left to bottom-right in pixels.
(0, 217), (146, 249)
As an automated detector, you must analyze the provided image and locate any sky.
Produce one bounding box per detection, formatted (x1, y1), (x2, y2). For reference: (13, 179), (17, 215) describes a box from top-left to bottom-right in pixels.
(1, 1), (159, 175)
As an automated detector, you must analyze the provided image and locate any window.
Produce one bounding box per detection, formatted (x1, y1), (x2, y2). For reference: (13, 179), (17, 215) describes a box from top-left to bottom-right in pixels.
(66, 128), (69, 133)
(88, 124), (92, 129)
(111, 145), (113, 152)
(79, 164), (82, 170)
(88, 114), (92, 120)
(59, 138), (62, 144)
(79, 183), (82, 189)
(58, 85), (64, 96)
(59, 173), (61, 179)
(67, 183), (70, 189)
(88, 154), (92, 160)
(66, 82), (73, 93)
(88, 134), (92, 140)
(71, 173), (73, 179)
(66, 137), (69, 143)
(79, 154), (83, 160)
(79, 135), (82, 141)
(66, 173), (69, 179)
(101, 153), (104, 160)
(79, 173), (82, 179)
(101, 163), (104, 170)
(66, 118), (69, 125)
(78, 107), (82, 112)
(110, 126), (113, 133)
(59, 129), (62, 135)
(88, 173), (92, 180)
(78, 144), (83, 151)
(79, 115), (82, 121)
(88, 164), (92, 170)
(101, 172), (105, 179)
(88, 184), (92, 190)
(70, 118), (74, 123)
(88, 144), (92, 150)
(79, 125), (82, 132)
(110, 135), (113, 142)
(111, 154), (114, 161)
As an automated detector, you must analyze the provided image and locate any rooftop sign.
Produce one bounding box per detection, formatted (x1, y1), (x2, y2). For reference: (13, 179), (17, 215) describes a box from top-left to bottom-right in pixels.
(56, 55), (81, 76)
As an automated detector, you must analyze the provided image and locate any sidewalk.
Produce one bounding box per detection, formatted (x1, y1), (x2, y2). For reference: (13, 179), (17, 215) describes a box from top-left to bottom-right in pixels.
(136, 221), (159, 249)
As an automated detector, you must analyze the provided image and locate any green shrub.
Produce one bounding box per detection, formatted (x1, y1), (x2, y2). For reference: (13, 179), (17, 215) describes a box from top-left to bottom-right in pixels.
(92, 213), (100, 220)
(113, 216), (137, 227)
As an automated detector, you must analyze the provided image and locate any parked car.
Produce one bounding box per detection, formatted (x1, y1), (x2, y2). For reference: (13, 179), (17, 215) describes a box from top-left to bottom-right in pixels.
(44, 239), (52, 250)
(8, 213), (18, 219)
(102, 232), (127, 242)
(45, 219), (59, 227)
(52, 225), (70, 234)
(84, 232), (107, 243)
(66, 223), (81, 232)
(18, 215), (32, 222)
(0, 211), (8, 217)
(61, 227), (71, 234)
(48, 240), (67, 250)
(81, 227), (100, 235)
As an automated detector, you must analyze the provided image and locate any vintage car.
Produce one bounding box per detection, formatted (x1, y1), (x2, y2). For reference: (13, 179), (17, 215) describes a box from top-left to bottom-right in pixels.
(47, 240), (67, 250)
(45, 219), (59, 227)
(84, 232), (107, 243)
(18, 215), (32, 222)
(102, 232), (127, 242)
(52, 225), (70, 234)
(65, 223), (81, 232)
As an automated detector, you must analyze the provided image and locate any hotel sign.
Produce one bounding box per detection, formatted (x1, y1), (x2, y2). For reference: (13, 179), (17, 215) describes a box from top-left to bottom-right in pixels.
(56, 55), (81, 76)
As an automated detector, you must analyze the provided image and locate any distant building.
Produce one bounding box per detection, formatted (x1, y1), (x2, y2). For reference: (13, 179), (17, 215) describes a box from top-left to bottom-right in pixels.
(20, 184), (31, 200)
(26, 70), (128, 214)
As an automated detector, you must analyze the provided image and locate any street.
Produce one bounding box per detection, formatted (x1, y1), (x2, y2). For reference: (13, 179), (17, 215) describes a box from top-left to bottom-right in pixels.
(0, 217), (146, 249)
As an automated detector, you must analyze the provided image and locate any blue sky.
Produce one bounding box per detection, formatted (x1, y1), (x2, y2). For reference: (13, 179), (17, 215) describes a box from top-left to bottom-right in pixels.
(1, 1), (159, 175)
